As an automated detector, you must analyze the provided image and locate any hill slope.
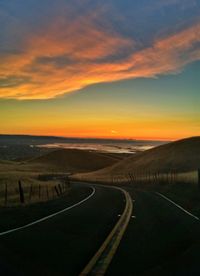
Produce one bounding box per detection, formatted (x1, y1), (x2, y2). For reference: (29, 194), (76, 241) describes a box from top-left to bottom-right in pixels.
(73, 137), (200, 181)
(27, 148), (119, 173)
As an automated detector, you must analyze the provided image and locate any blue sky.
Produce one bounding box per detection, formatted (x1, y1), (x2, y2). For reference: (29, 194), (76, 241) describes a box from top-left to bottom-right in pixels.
(0, 0), (199, 139)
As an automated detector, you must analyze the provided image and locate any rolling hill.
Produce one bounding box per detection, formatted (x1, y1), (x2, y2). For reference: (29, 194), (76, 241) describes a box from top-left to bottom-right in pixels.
(27, 148), (119, 173)
(73, 137), (200, 182)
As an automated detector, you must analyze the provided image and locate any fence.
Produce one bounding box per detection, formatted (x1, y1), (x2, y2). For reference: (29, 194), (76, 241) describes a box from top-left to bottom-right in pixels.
(0, 175), (71, 207)
(111, 169), (200, 187)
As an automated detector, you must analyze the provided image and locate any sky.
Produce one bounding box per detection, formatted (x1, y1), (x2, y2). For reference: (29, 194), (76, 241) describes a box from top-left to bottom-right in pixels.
(0, 0), (200, 140)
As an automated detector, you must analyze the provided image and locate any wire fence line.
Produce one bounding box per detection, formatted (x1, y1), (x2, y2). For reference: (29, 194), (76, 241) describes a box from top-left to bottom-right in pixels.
(79, 169), (200, 187)
(111, 169), (200, 187)
(131, 171), (196, 185)
(0, 174), (71, 207)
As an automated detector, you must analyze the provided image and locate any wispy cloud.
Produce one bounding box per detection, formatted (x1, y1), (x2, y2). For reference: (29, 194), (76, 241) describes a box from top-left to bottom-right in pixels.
(0, 6), (200, 99)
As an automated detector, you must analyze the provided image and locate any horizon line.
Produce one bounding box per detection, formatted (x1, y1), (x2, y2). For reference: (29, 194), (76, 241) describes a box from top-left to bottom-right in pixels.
(0, 132), (179, 142)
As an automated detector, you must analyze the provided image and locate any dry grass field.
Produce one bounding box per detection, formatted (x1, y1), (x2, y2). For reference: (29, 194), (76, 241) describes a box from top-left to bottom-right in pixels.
(0, 159), (67, 207)
(26, 148), (119, 173)
(1, 137), (200, 207)
(0, 148), (120, 206)
(0, 176), (63, 206)
(72, 137), (200, 183)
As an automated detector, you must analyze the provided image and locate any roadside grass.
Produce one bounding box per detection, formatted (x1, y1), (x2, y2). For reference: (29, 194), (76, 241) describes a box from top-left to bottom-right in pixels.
(0, 156), (73, 207)
(0, 173), (69, 206)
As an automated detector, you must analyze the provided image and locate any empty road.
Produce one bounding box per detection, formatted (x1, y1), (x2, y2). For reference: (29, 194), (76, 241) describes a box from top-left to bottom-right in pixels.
(0, 183), (125, 276)
(107, 187), (200, 276)
(0, 182), (200, 276)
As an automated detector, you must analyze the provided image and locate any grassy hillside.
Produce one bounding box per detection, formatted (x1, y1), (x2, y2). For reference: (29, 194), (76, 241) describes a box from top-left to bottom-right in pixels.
(0, 159), (15, 165)
(26, 148), (119, 173)
(73, 137), (200, 182)
(0, 148), (120, 206)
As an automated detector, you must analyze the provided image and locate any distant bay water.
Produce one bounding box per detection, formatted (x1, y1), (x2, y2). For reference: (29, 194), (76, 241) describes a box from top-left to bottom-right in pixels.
(0, 135), (169, 160)
(38, 140), (167, 154)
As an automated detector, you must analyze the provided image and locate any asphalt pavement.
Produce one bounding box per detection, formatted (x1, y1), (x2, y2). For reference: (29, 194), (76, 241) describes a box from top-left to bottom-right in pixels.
(0, 183), (124, 276)
(1, 182), (200, 276)
(106, 188), (200, 276)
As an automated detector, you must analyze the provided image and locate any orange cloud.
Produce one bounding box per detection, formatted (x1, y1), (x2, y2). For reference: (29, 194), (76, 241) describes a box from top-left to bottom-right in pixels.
(0, 16), (200, 99)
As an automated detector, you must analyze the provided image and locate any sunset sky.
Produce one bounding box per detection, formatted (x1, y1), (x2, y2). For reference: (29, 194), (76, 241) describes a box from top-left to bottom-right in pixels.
(0, 0), (200, 140)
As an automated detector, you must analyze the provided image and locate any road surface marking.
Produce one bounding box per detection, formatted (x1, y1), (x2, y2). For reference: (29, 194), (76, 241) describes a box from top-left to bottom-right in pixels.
(80, 186), (133, 275)
(156, 192), (199, 221)
(0, 187), (95, 236)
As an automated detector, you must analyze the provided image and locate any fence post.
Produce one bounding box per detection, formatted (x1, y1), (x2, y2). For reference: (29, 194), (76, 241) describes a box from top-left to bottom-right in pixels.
(52, 187), (55, 198)
(29, 184), (33, 202)
(58, 184), (62, 195)
(129, 173), (134, 185)
(46, 185), (49, 200)
(54, 186), (60, 197)
(4, 182), (8, 206)
(38, 184), (41, 199)
(18, 180), (25, 204)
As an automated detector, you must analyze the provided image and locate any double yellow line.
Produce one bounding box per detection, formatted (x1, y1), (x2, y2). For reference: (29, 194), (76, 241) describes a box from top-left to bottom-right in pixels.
(80, 187), (133, 275)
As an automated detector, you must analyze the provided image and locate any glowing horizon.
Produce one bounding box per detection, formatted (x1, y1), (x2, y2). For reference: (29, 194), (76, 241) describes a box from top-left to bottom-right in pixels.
(0, 0), (199, 140)
(0, 131), (185, 142)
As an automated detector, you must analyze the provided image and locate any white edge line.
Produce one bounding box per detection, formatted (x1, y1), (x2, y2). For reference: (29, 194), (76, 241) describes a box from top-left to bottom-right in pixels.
(0, 187), (95, 236)
(156, 192), (199, 221)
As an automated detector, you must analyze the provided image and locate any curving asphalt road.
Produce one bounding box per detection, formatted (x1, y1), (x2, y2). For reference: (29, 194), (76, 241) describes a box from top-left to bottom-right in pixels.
(106, 187), (200, 276)
(1, 182), (200, 276)
(0, 183), (125, 276)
